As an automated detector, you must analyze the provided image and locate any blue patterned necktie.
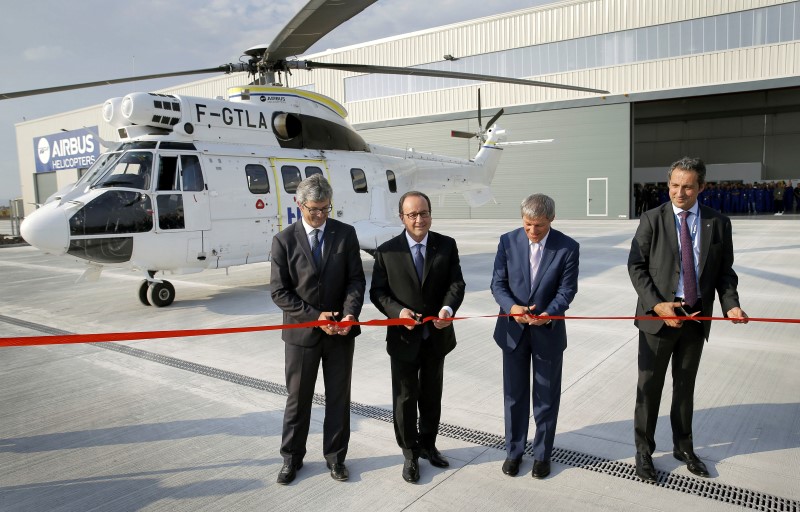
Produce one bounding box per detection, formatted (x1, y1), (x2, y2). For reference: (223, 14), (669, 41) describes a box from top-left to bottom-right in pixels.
(679, 211), (698, 307)
(413, 243), (424, 282)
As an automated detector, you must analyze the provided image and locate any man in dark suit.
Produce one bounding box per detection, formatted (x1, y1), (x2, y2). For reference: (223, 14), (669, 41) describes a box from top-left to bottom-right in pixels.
(270, 174), (366, 485)
(491, 193), (579, 479)
(628, 157), (748, 482)
(370, 191), (466, 483)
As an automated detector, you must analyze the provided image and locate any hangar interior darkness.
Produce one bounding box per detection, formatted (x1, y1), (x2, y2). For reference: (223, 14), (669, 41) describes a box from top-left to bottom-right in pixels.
(633, 86), (800, 180)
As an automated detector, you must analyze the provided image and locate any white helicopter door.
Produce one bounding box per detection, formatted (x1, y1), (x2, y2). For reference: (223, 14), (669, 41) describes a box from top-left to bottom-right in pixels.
(179, 155), (211, 231)
(154, 154), (211, 232)
(271, 158), (330, 231)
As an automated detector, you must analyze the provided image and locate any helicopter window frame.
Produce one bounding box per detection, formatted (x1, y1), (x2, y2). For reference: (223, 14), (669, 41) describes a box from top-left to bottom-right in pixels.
(80, 150), (124, 188)
(245, 164), (271, 195)
(305, 166), (323, 178)
(350, 168), (368, 194)
(386, 170), (397, 193)
(156, 156), (180, 191)
(281, 165), (302, 194)
(180, 155), (204, 192)
(94, 150), (154, 191)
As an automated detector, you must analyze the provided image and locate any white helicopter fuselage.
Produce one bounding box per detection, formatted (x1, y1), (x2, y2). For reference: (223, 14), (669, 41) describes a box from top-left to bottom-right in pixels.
(21, 86), (505, 304)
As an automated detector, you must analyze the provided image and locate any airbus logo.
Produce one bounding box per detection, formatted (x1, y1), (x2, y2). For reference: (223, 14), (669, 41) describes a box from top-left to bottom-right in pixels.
(37, 138), (51, 164)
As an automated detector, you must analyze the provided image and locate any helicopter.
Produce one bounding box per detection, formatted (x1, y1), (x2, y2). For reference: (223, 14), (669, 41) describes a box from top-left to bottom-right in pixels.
(3, 0), (608, 307)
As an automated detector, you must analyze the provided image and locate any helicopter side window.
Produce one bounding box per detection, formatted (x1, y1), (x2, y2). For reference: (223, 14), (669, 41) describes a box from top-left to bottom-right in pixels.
(281, 166), (302, 193)
(181, 155), (204, 192)
(305, 166), (323, 178)
(245, 164), (270, 194)
(386, 170), (397, 193)
(156, 194), (185, 230)
(157, 156), (179, 190)
(350, 168), (368, 193)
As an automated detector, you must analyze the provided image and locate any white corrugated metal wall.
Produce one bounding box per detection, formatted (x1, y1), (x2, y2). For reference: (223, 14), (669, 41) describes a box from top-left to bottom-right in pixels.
(17, 0), (800, 217)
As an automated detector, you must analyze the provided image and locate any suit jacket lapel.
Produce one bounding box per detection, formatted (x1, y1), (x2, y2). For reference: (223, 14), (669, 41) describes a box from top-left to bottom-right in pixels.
(698, 206), (713, 276)
(293, 222), (317, 272)
(421, 232), (437, 285)
(513, 229), (532, 296)
(531, 229), (556, 297)
(662, 205), (680, 265)
(318, 222), (336, 273)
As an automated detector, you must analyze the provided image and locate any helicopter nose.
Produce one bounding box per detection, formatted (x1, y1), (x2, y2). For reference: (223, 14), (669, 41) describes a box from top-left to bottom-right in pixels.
(20, 202), (70, 255)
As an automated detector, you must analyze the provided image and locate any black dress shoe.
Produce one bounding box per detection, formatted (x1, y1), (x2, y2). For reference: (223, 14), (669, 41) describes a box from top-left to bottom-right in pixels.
(635, 453), (657, 483)
(402, 457), (420, 483)
(502, 458), (521, 476)
(326, 461), (349, 482)
(673, 450), (709, 477)
(276, 460), (303, 485)
(420, 447), (449, 468)
(531, 459), (551, 479)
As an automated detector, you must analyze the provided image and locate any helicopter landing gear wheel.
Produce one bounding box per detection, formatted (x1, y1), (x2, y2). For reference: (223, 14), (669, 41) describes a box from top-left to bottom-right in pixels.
(147, 281), (176, 307)
(138, 280), (152, 306)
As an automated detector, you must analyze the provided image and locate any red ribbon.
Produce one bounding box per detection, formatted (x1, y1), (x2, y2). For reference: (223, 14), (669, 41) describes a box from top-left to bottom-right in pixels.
(0, 314), (796, 348)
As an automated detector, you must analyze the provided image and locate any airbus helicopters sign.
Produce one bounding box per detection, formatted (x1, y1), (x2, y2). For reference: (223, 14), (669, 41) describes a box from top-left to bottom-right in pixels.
(34, 127), (100, 173)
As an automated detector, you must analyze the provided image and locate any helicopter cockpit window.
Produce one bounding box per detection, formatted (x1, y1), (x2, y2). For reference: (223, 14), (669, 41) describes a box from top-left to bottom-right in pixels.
(78, 150), (123, 188)
(350, 168), (368, 193)
(181, 155), (204, 192)
(281, 166), (302, 193)
(95, 151), (153, 190)
(305, 166), (323, 178)
(386, 170), (397, 193)
(245, 164), (270, 194)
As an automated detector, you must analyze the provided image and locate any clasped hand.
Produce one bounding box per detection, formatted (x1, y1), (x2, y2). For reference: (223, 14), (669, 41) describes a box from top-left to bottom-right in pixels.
(510, 304), (550, 326)
(318, 311), (355, 336)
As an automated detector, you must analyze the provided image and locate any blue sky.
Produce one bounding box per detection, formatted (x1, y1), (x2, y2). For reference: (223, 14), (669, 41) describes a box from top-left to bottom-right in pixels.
(0, 0), (554, 204)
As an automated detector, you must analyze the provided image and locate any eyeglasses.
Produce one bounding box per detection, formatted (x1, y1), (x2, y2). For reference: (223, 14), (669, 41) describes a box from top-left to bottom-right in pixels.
(302, 203), (332, 215)
(400, 211), (430, 220)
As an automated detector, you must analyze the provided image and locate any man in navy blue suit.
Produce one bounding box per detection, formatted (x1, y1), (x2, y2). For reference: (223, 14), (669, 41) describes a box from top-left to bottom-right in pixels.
(490, 193), (580, 479)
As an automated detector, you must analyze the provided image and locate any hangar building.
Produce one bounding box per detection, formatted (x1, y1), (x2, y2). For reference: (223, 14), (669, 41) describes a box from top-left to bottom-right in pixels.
(15, 0), (800, 219)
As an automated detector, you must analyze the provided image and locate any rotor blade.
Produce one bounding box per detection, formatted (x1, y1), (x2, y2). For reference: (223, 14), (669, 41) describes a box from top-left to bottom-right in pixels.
(265, 0), (378, 63)
(0, 64), (247, 100)
(451, 130), (477, 139)
(293, 61), (609, 94)
(486, 108), (505, 129)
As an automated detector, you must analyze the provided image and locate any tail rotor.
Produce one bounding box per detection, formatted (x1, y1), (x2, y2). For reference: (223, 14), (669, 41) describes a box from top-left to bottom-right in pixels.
(451, 89), (504, 142)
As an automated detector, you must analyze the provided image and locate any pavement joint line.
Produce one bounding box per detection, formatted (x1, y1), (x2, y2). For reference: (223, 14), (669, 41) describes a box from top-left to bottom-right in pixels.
(2, 313), (798, 511)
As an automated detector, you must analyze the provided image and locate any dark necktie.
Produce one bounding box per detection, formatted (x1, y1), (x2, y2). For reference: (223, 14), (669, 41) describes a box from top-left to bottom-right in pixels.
(311, 229), (321, 266)
(413, 243), (424, 282)
(679, 211), (698, 307)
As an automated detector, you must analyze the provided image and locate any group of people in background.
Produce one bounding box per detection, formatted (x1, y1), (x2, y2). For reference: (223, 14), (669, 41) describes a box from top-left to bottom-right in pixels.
(269, 157), (747, 487)
(635, 180), (800, 217)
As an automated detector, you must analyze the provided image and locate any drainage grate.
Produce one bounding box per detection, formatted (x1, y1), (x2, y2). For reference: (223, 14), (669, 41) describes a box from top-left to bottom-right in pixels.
(3, 314), (797, 512)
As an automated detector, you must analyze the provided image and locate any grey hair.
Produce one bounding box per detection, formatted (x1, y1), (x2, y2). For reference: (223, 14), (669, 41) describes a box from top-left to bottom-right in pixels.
(296, 173), (333, 204)
(520, 193), (556, 221)
(668, 157), (706, 185)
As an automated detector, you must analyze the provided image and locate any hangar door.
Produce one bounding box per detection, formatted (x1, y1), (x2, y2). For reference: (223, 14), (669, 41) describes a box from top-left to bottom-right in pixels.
(587, 178), (608, 216)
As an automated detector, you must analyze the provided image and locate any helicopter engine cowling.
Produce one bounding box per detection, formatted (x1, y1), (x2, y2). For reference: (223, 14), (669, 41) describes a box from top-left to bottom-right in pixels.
(120, 92), (184, 130)
(102, 97), (126, 128)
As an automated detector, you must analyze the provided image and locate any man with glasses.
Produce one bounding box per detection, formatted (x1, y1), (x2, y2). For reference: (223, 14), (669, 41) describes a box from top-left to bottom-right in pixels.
(271, 174), (366, 485)
(370, 191), (466, 483)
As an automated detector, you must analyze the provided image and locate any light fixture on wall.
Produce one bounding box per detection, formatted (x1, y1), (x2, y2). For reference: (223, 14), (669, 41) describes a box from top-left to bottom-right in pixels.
(443, 54), (458, 61)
